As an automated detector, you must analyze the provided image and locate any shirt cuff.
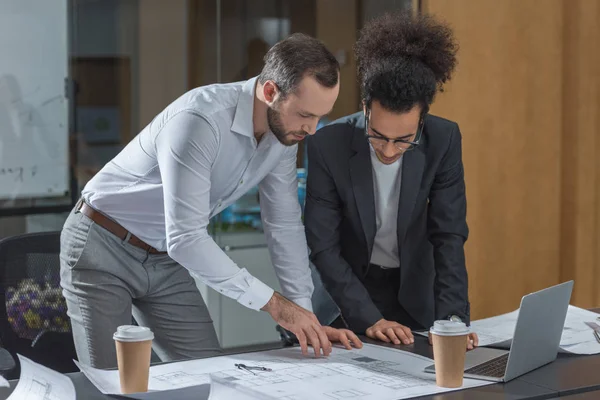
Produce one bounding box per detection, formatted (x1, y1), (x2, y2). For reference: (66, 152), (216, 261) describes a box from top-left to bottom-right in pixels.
(237, 276), (274, 311)
(291, 297), (313, 313)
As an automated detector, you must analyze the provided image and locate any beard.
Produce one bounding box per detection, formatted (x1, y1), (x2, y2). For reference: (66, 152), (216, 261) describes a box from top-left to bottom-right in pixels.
(267, 106), (307, 146)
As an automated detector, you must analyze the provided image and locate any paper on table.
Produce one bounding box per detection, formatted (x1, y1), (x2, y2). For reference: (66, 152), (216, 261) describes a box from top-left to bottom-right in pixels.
(468, 305), (600, 355)
(208, 374), (277, 400)
(558, 306), (600, 355)
(413, 310), (518, 348)
(7, 355), (75, 400)
(468, 309), (520, 348)
(75, 360), (122, 394)
(79, 376), (266, 400)
(108, 384), (211, 400)
(77, 343), (493, 399)
(75, 358), (211, 395)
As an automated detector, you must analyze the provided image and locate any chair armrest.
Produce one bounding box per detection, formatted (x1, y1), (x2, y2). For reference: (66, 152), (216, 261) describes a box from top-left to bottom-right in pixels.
(0, 348), (16, 377)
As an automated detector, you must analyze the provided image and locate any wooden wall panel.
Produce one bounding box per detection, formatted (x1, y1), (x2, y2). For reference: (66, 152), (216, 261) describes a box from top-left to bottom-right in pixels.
(560, 0), (600, 308)
(421, 0), (564, 319)
(316, 0), (359, 120)
(187, 0), (204, 90)
(138, 0), (187, 129)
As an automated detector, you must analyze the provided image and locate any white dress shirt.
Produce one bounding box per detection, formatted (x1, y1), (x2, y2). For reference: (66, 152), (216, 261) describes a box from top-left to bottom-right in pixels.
(82, 77), (313, 312)
(369, 145), (403, 268)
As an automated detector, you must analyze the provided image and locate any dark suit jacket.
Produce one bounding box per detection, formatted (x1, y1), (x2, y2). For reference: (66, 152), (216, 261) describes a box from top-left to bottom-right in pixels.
(304, 112), (470, 333)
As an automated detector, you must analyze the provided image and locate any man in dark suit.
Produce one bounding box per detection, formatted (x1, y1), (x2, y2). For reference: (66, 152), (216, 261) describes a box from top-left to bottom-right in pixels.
(305, 11), (478, 349)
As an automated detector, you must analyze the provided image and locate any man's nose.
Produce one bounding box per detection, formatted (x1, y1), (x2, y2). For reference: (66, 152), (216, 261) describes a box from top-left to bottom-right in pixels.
(302, 122), (318, 135)
(383, 141), (399, 157)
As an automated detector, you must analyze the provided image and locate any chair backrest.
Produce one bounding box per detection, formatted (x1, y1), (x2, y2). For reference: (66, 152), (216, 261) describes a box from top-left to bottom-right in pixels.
(0, 231), (78, 378)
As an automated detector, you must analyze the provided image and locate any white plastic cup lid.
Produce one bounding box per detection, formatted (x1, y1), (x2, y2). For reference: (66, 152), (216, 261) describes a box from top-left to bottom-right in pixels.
(113, 325), (154, 342)
(430, 320), (470, 336)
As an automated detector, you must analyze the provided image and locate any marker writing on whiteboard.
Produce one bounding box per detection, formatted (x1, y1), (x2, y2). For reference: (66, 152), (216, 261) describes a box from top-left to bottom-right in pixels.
(0, 166), (37, 182)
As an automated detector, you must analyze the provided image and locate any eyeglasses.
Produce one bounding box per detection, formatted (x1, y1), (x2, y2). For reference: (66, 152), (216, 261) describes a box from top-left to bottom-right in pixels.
(364, 109), (423, 152)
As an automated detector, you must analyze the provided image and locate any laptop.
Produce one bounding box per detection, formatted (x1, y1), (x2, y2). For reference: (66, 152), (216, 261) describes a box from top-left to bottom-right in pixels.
(424, 280), (573, 382)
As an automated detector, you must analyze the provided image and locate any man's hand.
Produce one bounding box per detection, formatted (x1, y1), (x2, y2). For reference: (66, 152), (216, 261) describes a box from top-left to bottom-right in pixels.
(428, 332), (479, 350)
(262, 292), (332, 357)
(365, 319), (414, 345)
(323, 326), (363, 350)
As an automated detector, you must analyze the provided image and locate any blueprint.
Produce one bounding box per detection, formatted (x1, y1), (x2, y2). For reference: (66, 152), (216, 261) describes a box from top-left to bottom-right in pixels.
(8, 355), (75, 400)
(467, 305), (600, 354)
(78, 343), (492, 399)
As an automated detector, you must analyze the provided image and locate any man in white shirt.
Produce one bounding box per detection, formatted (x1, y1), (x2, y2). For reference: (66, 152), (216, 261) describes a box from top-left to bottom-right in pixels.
(60, 33), (361, 369)
(305, 12), (479, 349)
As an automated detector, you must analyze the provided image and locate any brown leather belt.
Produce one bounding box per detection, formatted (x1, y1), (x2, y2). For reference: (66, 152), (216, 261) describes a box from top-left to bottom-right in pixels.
(77, 199), (167, 254)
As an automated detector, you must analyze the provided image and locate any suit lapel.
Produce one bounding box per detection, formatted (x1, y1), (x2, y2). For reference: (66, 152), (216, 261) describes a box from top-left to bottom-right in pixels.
(397, 139), (426, 245)
(349, 119), (376, 258)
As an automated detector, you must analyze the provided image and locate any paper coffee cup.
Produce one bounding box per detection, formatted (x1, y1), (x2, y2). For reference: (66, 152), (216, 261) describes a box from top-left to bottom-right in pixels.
(114, 325), (154, 394)
(430, 320), (469, 388)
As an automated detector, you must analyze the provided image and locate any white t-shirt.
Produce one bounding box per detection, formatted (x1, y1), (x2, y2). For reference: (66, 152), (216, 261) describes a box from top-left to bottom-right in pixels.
(369, 145), (403, 268)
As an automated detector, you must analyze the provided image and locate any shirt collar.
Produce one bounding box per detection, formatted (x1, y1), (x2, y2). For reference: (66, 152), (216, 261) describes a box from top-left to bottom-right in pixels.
(231, 76), (258, 138)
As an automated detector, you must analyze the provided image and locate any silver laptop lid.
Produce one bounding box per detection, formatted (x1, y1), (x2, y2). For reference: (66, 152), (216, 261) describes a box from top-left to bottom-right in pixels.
(503, 280), (573, 381)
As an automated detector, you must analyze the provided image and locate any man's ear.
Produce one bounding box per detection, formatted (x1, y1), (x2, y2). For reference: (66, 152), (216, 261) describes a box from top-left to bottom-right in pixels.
(263, 80), (279, 105)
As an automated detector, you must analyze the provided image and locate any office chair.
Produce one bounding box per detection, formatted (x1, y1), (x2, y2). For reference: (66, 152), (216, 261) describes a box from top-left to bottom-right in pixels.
(0, 231), (78, 379)
(276, 325), (298, 347)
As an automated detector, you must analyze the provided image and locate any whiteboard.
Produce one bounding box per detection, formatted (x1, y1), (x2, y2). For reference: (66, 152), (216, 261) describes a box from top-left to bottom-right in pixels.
(0, 0), (69, 200)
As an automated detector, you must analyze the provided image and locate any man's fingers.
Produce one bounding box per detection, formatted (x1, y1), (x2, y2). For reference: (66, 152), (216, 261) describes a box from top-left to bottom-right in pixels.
(393, 326), (411, 345)
(296, 331), (308, 356)
(467, 333), (478, 350)
(402, 326), (414, 343)
(375, 330), (390, 343)
(339, 332), (352, 350)
(346, 330), (363, 349)
(315, 325), (332, 357)
(385, 328), (401, 345)
(306, 328), (322, 358)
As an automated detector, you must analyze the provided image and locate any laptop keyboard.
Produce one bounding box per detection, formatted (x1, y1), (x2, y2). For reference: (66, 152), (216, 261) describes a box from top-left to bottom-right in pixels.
(464, 353), (509, 378)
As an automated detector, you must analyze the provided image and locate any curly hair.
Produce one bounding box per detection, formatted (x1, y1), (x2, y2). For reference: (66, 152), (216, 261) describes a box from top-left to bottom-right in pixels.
(355, 11), (458, 114)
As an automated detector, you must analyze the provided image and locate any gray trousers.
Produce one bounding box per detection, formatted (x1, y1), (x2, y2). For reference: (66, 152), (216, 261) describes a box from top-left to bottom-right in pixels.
(59, 208), (222, 369)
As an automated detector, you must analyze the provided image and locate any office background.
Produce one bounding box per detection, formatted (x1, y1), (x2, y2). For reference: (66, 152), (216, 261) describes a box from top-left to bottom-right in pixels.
(0, 0), (598, 348)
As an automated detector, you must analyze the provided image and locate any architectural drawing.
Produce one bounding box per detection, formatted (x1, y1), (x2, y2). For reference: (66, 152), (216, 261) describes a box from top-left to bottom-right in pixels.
(79, 343), (494, 399)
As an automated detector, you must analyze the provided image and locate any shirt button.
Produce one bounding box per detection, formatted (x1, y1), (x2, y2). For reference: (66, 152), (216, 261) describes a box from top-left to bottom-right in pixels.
(249, 301), (253, 306)
(240, 179), (244, 185)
